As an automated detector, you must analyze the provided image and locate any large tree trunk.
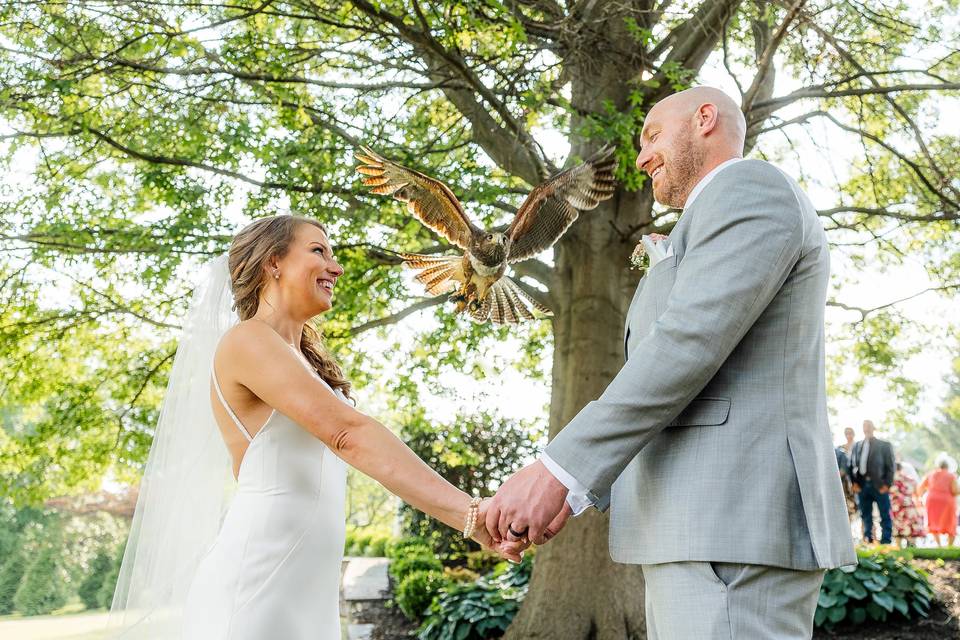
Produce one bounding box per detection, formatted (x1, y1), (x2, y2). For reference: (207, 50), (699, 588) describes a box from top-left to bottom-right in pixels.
(506, 59), (657, 635)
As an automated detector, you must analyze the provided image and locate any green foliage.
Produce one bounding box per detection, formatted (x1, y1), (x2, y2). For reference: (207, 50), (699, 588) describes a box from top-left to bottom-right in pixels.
(857, 544), (960, 562)
(386, 536), (432, 559)
(344, 528), (393, 557)
(78, 551), (113, 610)
(901, 546), (960, 561)
(97, 543), (125, 610)
(396, 569), (448, 621)
(463, 550), (499, 574)
(390, 552), (443, 585)
(443, 566), (480, 584)
(418, 554), (533, 640)
(815, 553), (934, 629)
(13, 545), (67, 616)
(400, 410), (542, 559)
(0, 545), (27, 614)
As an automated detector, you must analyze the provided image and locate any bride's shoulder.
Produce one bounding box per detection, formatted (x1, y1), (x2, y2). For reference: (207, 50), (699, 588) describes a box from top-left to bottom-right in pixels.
(216, 320), (281, 362)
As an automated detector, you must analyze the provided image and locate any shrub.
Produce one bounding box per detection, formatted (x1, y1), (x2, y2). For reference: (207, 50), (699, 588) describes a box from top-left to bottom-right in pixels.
(78, 551), (112, 610)
(443, 566), (480, 584)
(97, 543), (125, 609)
(386, 536), (431, 559)
(396, 569), (447, 621)
(815, 553), (935, 628)
(366, 534), (390, 557)
(13, 546), (67, 616)
(0, 546), (27, 614)
(390, 553), (443, 584)
(418, 580), (521, 640)
(417, 553), (533, 640)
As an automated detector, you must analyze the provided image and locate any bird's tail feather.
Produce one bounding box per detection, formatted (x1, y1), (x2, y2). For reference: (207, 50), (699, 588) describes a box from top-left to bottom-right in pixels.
(469, 277), (552, 324)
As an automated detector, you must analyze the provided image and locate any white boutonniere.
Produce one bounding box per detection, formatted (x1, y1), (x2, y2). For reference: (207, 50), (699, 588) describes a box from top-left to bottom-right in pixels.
(629, 233), (669, 270)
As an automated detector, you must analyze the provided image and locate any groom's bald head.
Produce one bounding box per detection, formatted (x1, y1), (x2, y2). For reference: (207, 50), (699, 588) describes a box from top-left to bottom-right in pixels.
(636, 87), (747, 207)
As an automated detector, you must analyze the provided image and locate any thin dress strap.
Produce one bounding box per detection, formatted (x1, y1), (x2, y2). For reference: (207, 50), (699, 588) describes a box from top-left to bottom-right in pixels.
(210, 366), (253, 442)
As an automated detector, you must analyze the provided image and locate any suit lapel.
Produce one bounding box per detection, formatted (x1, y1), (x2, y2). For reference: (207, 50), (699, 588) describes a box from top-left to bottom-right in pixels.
(623, 277), (646, 361)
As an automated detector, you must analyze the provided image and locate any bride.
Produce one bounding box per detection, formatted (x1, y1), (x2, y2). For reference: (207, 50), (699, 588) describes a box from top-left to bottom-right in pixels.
(105, 215), (526, 639)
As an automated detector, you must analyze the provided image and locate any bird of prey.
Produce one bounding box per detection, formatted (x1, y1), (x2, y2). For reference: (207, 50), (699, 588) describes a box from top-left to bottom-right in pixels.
(355, 145), (617, 324)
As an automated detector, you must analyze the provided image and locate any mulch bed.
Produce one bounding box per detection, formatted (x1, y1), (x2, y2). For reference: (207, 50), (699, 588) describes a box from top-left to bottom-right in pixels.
(813, 559), (960, 639)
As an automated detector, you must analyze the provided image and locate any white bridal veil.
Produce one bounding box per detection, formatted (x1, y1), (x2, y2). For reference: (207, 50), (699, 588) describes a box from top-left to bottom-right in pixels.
(105, 255), (238, 638)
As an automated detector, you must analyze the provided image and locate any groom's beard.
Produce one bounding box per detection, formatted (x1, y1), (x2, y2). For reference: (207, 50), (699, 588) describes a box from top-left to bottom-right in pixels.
(655, 123), (704, 209)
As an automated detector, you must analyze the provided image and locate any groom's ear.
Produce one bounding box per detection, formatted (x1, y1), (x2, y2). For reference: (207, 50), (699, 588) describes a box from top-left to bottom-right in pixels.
(694, 103), (720, 137)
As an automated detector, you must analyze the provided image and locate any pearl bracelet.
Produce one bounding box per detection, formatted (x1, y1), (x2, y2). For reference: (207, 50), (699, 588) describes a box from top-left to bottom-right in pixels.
(462, 496), (482, 539)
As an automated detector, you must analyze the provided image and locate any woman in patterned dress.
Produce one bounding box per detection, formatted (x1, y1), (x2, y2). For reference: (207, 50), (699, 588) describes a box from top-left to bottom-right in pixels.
(890, 462), (925, 547)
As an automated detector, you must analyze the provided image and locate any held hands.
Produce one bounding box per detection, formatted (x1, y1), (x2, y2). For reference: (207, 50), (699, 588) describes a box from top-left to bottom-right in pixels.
(485, 461), (572, 546)
(471, 498), (527, 561)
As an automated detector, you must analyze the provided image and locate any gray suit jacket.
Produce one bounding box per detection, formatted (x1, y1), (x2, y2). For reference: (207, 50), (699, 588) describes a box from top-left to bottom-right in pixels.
(545, 159), (856, 570)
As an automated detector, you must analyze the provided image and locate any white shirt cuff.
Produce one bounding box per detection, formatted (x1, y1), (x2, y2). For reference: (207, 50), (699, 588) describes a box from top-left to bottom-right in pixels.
(540, 453), (594, 516)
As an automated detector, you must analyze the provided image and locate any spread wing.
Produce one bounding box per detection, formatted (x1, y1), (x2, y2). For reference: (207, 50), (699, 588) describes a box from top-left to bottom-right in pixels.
(506, 146), (618, 263)
(356, 146), (481, 250)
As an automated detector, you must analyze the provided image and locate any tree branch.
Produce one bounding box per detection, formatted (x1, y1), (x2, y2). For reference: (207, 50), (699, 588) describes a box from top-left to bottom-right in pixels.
(828, 284), (960, 322)
(337, 296), (446, 337)
(511, 257), (555, 288)
(751, 83), (960, 112)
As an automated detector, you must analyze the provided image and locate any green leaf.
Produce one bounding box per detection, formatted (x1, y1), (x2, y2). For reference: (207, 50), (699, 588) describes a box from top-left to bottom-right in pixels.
(851, 607), (867, 625)
(818, 591), (838, 608)
(814, 606), (827, 627)
(827, 604), (847, 623)
(872, 590), (895, 612)
(843, 581), (868, 600)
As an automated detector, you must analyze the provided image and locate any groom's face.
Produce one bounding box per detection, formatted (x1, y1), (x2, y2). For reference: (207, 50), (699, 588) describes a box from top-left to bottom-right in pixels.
(636, 106), (704, 208)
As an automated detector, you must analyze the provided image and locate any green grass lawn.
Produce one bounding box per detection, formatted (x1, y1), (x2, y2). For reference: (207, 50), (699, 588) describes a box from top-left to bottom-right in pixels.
(0, 606), (111, 640)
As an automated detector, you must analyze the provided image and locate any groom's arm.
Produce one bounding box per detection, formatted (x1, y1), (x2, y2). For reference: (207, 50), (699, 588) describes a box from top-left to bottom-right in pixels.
(543, 161), (806, 511)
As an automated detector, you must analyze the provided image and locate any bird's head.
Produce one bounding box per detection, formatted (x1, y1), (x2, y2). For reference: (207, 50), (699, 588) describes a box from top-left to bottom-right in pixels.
(479, 231), (508, 250)
(476, 231), (508, 264)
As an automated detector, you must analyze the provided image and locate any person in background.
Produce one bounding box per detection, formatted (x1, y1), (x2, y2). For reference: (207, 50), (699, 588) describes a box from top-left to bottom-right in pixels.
(918, 453), (959, 547)
(837, 428), (858, 523)
(849, 419), (896, 544)
(890, 461), (925, 547)
(841, 427), (856, 457)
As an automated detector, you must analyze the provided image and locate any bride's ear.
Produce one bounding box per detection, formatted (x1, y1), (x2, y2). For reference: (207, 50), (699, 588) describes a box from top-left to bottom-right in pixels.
(264, 255), (281, 280)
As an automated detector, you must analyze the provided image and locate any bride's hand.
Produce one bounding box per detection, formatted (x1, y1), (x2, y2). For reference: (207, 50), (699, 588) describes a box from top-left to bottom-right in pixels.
(472, 498), (527, 562)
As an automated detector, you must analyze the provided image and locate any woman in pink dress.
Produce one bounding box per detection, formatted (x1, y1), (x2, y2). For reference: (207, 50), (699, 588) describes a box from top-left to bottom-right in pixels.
(918, 455), (960, 546)
(890, 462), (925, 547)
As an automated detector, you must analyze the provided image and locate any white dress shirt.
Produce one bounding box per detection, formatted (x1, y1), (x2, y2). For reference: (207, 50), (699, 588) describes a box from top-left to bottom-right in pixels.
(540, 157), (746, 516)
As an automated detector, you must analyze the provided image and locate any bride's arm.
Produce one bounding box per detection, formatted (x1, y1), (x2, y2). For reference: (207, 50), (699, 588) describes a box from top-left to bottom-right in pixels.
(222, 322), (522, 555)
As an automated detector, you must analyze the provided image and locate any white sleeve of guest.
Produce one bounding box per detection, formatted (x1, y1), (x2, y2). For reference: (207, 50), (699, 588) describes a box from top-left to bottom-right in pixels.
(540, 453), (594, 516)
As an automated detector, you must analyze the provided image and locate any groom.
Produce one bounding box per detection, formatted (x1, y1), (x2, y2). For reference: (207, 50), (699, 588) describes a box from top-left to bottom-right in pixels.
(487, 86), (856, 638)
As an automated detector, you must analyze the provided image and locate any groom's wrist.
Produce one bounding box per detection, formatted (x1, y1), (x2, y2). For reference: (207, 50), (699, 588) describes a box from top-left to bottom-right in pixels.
(539, 454), (594, 516)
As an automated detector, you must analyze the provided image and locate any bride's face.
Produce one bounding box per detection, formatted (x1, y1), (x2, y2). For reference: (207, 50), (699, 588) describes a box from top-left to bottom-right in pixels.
(270, 224), (344, 316)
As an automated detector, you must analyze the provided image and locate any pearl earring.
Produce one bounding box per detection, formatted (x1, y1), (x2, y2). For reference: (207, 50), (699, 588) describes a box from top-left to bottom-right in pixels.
(273, 270), (280, 280)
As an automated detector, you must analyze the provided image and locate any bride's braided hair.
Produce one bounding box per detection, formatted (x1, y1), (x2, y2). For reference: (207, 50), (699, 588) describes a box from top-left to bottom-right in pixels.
(228, 215), (352, 400)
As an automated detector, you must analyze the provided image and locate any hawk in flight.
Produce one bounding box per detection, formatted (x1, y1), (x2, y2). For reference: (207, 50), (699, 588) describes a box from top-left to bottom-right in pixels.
(356, 146), (617, 324)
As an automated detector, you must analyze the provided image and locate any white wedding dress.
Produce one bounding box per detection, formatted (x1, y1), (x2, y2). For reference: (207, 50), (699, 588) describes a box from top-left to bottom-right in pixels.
(181, 351), (348, 639)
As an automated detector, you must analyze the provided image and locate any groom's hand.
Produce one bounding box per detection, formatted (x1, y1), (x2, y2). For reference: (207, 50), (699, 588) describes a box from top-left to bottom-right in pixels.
(487, 461), (568, 546)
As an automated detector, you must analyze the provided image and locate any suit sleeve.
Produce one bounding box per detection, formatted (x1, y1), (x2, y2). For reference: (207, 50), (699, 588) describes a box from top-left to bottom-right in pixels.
(544, 161), (804, 511)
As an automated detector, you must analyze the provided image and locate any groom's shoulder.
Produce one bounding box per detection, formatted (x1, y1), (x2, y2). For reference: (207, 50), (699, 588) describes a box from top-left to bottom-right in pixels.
(721, 158), (792, 186)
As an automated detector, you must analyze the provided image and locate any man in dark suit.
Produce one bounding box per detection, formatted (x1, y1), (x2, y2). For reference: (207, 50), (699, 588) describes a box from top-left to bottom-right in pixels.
(849, 419), (896, 543)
